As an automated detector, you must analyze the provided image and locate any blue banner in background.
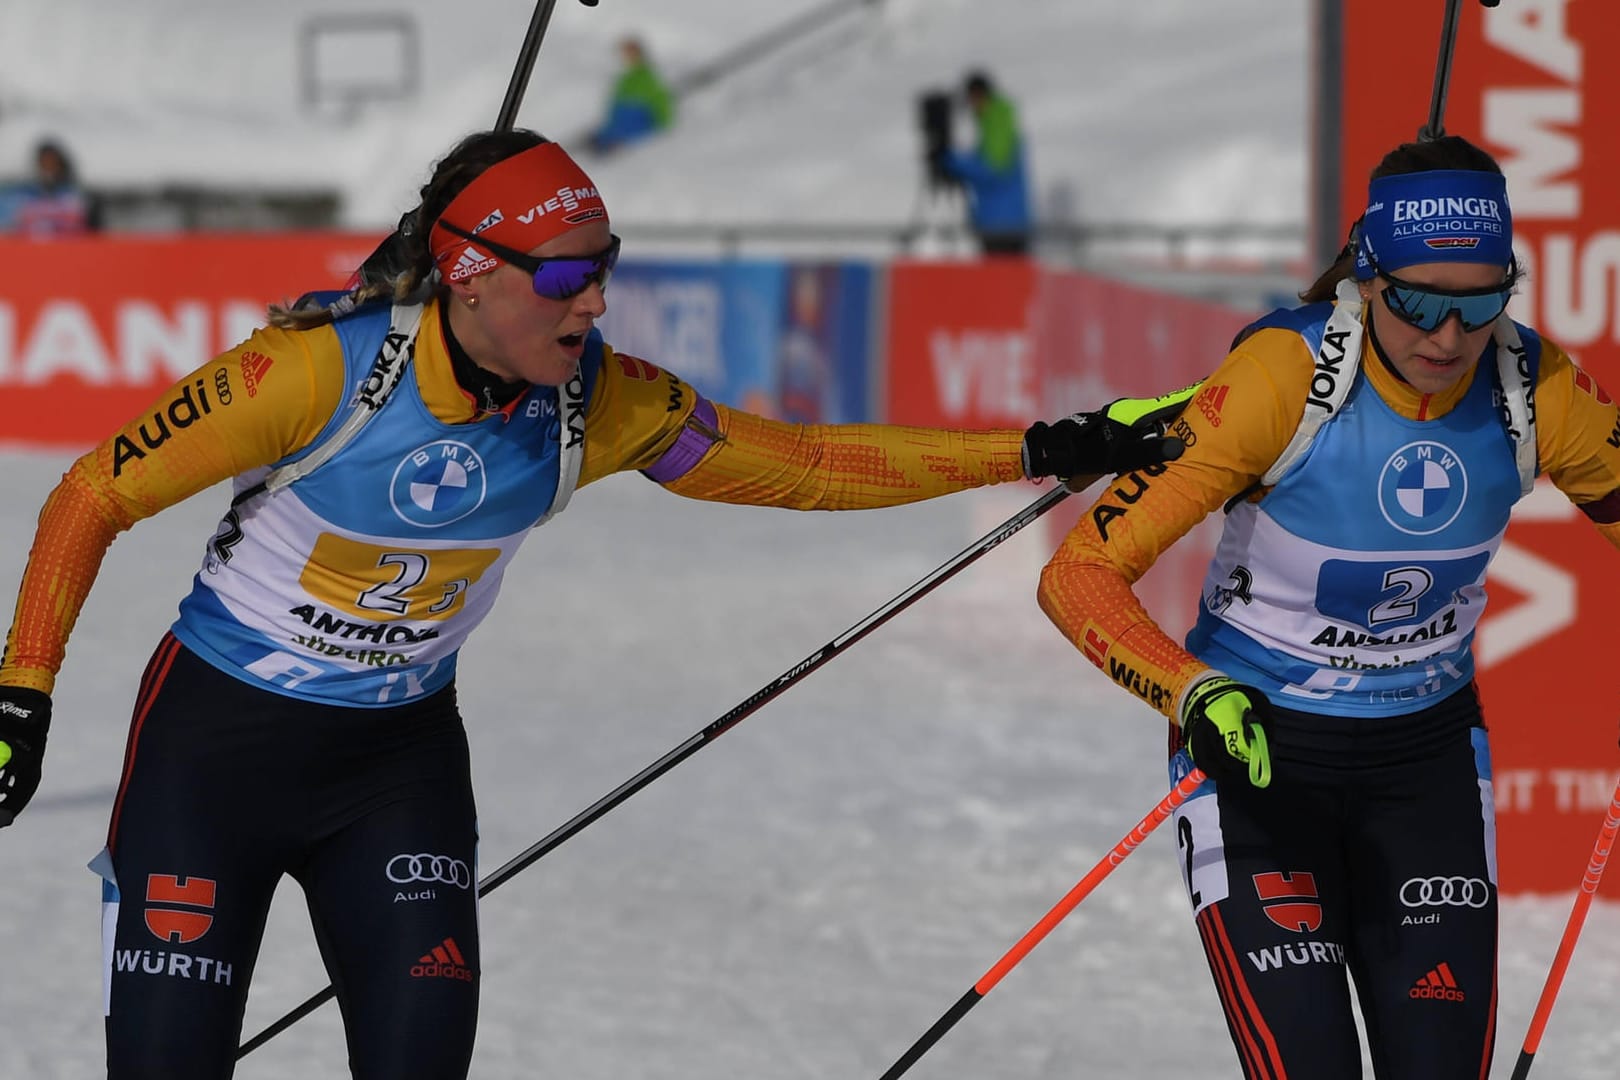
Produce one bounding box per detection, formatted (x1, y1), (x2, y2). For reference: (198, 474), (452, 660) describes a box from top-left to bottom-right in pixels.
(598, 259), (874, 423)
(779, 262), (873, 425)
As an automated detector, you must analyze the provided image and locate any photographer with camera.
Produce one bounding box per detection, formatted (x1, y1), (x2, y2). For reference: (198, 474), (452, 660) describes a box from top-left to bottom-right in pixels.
(921, 70), (1033, 257)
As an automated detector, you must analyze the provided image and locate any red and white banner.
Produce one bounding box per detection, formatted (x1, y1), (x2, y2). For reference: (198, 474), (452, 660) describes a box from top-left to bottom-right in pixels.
(882, 259), (1042, 429)
(1341, 1), (1619, 893)
(0, 233), (381, 446)
(884, 259), (1251, 633)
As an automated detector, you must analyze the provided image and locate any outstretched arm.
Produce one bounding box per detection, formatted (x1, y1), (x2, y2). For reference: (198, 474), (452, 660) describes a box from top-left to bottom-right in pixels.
(659, 387), (1196, 510)
(660, 405), (1025, 509)
(579, 345), (1192, 510)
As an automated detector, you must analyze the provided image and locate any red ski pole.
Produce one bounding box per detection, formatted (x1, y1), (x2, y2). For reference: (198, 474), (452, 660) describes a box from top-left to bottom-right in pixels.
(877, 768), (1207, 1079)
(1509, 771), (1620, 1079)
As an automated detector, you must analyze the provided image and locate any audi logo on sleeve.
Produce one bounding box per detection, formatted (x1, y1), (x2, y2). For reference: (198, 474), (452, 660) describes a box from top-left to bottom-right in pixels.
(1399, 876), (1490, 909)
(387, 853), (472, 889)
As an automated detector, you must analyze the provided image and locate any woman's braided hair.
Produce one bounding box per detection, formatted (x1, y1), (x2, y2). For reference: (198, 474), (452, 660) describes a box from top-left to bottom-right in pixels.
(267, 129), (551, 329)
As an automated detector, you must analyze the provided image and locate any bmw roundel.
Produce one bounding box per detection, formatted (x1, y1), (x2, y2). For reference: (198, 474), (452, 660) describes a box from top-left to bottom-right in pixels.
(1377, 440), (1467, 536)
(390, 440), (487, 527)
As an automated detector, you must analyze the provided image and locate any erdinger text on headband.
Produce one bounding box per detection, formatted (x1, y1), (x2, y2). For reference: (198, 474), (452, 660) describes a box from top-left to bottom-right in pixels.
(1353, 169), (1512, 283)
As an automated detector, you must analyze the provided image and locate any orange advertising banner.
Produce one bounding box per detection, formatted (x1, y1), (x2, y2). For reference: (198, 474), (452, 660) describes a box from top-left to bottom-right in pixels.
(1342, 2), (1620, 893)
(0, 233), (383, 447)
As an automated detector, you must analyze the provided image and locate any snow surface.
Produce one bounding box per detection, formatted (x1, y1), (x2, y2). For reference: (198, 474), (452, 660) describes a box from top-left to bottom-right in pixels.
(1, 456), (1617, 1079)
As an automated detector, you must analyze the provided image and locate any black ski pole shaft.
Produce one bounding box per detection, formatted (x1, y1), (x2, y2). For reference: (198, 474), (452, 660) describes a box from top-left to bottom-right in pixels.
(1418, 0), (1501, 141)
(239, 481), (1078, 1059)
(474, 482), (1075, 894)
(495, 0), (564, 132)
(1419, 0), (1465, 141)
(877, 768), (1207, 1079)
(349, 0), (596, 288)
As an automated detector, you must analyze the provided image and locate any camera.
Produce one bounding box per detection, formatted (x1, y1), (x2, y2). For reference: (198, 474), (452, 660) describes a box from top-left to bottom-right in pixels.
(917, 90), (956, 188)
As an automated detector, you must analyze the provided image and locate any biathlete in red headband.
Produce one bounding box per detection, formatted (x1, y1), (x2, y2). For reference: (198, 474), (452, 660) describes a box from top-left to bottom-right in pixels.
(0, 128), (1185, 1078)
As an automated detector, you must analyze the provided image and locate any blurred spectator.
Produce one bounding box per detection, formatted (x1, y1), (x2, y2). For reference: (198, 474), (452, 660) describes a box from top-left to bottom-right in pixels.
(936, 71), (1032, 256)
(4, 139), (97, 237)
(588, 37), (676, 154)
(777, 266), (836, 424)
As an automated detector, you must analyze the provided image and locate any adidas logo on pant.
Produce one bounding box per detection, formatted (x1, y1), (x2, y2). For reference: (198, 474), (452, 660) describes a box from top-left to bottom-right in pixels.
(1409, 962), (1465, 1001)
(410, 937), (475, 982)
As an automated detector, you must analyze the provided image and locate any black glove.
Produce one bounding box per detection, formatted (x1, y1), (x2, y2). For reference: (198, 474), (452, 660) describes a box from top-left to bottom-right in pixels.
(0, 686), (52, 827)
(1021, 384), (1200, 481)
(1180, 675), (1272, 788)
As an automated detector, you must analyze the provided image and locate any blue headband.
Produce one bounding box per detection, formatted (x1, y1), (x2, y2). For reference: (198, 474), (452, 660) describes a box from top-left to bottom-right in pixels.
(1353, 169), (1512, 280)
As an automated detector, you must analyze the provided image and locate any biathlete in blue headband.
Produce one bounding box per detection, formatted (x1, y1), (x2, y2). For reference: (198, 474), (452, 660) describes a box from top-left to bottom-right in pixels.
(1030, 133), (1620, 1075)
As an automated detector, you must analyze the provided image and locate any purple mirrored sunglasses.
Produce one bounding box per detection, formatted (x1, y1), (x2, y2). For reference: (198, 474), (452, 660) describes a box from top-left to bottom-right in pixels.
(439, 220), (620, 300)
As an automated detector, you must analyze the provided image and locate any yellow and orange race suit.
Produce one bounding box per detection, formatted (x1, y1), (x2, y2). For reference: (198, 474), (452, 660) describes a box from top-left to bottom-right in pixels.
(1038, 310), (1620, 723)
(2, 299), (1026, 698)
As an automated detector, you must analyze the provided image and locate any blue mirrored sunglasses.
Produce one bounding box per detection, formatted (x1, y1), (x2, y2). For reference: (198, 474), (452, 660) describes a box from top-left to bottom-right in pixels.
(1376, 264), (1513, 333)
(439, 221), (620, 300)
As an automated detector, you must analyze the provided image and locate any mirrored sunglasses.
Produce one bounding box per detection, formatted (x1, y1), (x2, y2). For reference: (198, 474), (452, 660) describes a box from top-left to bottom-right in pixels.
(1376, 265), (1513, 333)
(440, 221), (620, 300)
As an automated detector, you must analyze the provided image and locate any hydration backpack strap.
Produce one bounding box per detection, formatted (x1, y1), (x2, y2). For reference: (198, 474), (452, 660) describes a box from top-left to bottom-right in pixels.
(539, 367), (587, 521)
(1261, 278), (1364, 487)
(1490, 315), (1538, 497)
(231, 303), (424, 508)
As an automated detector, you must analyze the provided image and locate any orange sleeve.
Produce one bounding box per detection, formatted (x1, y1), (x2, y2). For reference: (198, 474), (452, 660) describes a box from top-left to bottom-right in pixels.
(0, 324), (345, 692)
(1036, 329), (1308, 720)
(0, 475), (121, 693)
(578, 344), (1027, 506)
(663, 404), (1026, 508)
(1533, 340), (1620, 508)
(1528, 336), (1620, 554)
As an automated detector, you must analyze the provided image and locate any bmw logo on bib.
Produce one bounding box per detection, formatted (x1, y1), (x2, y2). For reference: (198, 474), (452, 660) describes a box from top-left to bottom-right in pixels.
(391, 440), (487, 527)
(1378, 440), (1467, 536)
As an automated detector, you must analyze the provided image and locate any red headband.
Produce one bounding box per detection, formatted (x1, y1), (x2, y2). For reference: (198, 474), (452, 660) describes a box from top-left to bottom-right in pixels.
(428, 142), (608, 282)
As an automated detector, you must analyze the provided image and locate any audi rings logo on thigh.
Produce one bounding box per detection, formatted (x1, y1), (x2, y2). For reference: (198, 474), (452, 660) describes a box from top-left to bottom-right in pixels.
(1399, 876), (1490, 908)
(387, 853), (472, 889)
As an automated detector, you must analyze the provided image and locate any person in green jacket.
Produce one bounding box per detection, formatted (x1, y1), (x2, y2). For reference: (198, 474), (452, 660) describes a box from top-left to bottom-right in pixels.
(938, 70), (1034, 255)
(590, 36), (676, 154)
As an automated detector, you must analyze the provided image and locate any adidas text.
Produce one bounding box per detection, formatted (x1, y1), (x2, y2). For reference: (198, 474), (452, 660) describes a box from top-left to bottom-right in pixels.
(411, 960), (474, 982)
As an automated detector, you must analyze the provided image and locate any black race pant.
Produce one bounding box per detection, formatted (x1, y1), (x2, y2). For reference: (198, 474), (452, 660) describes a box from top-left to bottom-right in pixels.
(100, 636), (480, 1079)
(1171, 684), (1497, 1079)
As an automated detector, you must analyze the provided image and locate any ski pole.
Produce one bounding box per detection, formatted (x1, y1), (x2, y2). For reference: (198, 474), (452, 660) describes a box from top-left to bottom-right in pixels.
(495, 0), (592, 132)
(238, 480), (1083, 1058)
(1509, 771), (1620, 1079)
(349, 0), (598, 292)
(1419, 0), (1502, 142)
(1418, 0), (1464, 141)
(877, 767), (1208, 1080)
